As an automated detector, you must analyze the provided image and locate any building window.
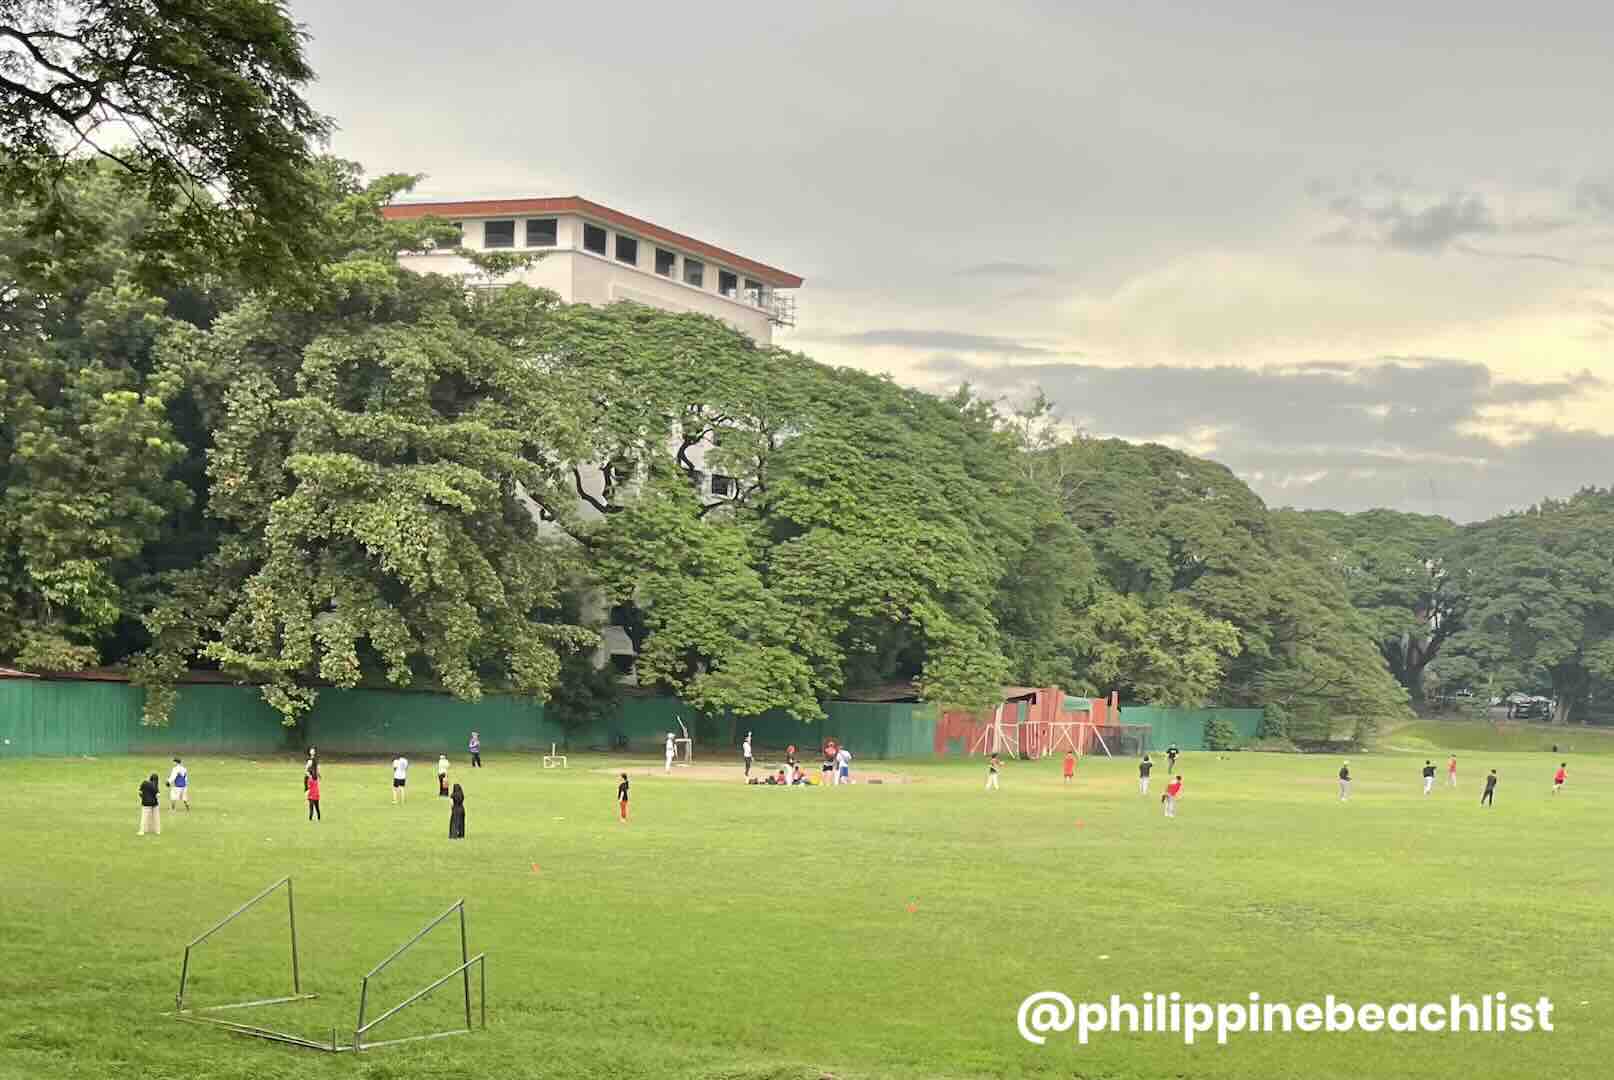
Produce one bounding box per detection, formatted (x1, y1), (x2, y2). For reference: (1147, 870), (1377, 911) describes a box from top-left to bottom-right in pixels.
(583, 223), (608, 255)
(526, 218), (557, 247)
(744, 278), (766, 305)
(683, 257), (705, 288)
(718, 269), (738, 297)
(710, 474), (737, 498)
(655, 248), (676, 277)
(616, 234), (639, 265)
(484, 219), (516, 248)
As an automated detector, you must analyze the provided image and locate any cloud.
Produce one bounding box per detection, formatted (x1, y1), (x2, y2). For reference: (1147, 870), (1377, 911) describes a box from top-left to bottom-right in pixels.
(813, 329), (1062, 356)
(924, 356), (1614, 521)
(956, 261), (1060, 278)
(1325, 193), (1497, 253)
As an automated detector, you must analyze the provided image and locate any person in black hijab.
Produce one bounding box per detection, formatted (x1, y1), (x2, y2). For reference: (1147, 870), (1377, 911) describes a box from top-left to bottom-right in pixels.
(448, 783), (466, 839)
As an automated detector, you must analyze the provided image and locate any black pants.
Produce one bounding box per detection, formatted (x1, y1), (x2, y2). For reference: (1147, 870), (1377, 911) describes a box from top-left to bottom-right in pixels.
(1481, 789), (1495, 806)
(744, 756), (752, 776)
(449, 807), (465, 838)
(471, 753), (482, 768)
(308, 799), (320, 820)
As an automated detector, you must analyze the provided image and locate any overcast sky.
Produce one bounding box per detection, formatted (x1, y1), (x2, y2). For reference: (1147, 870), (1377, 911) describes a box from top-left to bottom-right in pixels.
(299, 0), (1614, 522)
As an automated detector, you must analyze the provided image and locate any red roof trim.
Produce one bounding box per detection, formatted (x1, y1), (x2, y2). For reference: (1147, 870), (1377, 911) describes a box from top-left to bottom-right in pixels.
(381, 196), (804, 289)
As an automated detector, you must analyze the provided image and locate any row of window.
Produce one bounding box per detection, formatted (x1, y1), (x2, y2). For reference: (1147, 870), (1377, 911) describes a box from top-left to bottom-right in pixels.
(438, 217), (766, 301)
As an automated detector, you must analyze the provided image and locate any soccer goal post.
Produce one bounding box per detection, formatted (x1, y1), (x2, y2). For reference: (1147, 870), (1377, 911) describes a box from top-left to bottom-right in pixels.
(175, 875), (313, 1015)
(354, 898), (487, 1052)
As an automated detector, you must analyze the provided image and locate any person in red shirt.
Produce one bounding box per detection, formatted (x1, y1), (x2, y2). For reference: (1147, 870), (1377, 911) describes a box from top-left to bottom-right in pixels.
(1552, 763), (1567, 795)
(306, 768), (321, 822)
(1162, 775), (1183, 818)
(1447, 755), (1457, 788)
(1062, 751), (1077, 783)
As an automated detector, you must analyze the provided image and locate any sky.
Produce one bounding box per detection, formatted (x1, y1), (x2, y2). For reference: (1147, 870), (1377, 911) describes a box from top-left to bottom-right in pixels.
(298, 0), (1614, 522)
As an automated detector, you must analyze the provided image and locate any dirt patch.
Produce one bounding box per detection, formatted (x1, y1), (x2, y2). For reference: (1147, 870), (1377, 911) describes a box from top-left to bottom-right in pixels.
(590, 763), (913, 784)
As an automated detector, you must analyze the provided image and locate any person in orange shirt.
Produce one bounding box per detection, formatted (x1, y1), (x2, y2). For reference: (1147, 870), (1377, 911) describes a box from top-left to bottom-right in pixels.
(1162, 775), (1183, 818)
(306, 768), (321, 822)
(1447, 755), (1457, 788)
(1062, 751), (1077, 784)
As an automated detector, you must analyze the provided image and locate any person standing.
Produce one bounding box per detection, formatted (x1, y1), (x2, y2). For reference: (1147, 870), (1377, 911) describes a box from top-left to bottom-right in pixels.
(468, 731), (482, 769)
(1166, 744), (1179, 773)
(1138, 755), (1153, 795)
(617, 773), (630, 823)
(821, 745), (836, 785)
(168, 757), (190, 811)
(836, 745), (851, 785)
(1421, 760), (1436, 796)
(985, 753), (1001, 790)
(664, 732), (676, 774)
(304, 747), (318, 791)
(138, 772), (161, 836)
(307, 767), (321, 821)
(742, 732), (753, 778)
(1481, 769), (1498, 807)
(1163, 775), (1183, 818)
(1552, 762), (1567, 795)
(1338, 761), (1351, 801)
(391, 754), (409, 804)
(1062, 750), (1077, 784)
(784, 744), (798, 783)
(1447, 755), (1457, 788)
(437, 753), (451, 797)
(448, 783), (465, 838)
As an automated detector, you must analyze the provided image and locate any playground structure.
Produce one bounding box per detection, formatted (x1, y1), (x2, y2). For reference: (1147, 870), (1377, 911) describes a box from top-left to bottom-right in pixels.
(672, 717), (693, 766)
(956, 689), (1151, 760)
(169, 876), (487, 1053)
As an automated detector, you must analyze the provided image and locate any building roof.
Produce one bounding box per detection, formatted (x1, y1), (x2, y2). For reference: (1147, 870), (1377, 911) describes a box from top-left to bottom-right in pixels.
(381, 196), (804, 289)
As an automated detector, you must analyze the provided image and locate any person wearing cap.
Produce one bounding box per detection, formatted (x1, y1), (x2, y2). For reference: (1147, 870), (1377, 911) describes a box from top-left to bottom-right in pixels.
(1338, 760), (1351, 801)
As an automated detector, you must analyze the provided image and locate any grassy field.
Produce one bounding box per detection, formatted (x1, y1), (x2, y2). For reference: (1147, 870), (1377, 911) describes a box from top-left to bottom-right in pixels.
(1, 744), (1609, 1080)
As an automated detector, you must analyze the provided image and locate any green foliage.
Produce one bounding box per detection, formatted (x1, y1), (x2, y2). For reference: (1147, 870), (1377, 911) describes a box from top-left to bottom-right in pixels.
(1435, 489), (1614, 724)
(1203, 714), (1238, 750)
(0, 0), (331, 287)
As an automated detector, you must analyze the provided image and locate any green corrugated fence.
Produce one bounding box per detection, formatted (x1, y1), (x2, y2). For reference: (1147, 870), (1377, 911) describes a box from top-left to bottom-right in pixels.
(1119, 707), (1264, 751)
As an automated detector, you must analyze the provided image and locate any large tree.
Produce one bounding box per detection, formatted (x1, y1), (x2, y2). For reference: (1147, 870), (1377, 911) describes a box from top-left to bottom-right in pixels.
(1, 0), (329, 285)
(133, 164), (595, 723)
(1300, 508), (1463, 703)
(1435, 489), (1614, 724)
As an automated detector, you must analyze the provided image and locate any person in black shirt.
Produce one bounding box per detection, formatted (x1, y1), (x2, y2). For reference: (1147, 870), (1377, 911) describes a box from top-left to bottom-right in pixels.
(448, 783), (465, 838)
(1481, 769), (1498, 807)
(1166, 745), (1179, 772)
(1421, 760), (1436, 796)
(1138, 755), (1153, 795)
(1338, 761), (1351, 801)
(617, 773), (631, 823)
(138, 773), (161, 836)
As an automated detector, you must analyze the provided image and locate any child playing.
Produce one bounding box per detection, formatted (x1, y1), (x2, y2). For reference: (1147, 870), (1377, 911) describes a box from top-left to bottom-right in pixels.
(1062, 750), (1077, 784)
(617, 773), (630, 822)
(1552, 762), (1567, 795)
(1163, 775), (1183, 817)
(168, 757), (190, 810)
(307, 768), (321, 821)
(985, 753), (1001, 791)
(138, 772), (161, 836)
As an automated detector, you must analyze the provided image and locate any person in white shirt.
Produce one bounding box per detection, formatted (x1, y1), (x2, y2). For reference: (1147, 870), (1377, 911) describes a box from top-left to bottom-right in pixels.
(835, 746), (851, 785)
(391, 755), (409, 803)
(304, 747), (317, 792)
(742, 733), (753, 778)
(664, 732), (675, 774)
(437, 754), (451, 797)
(167, 758), (190, 810)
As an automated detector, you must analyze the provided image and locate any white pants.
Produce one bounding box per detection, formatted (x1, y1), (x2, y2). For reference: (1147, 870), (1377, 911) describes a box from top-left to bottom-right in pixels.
(665, 752), (674, 773)
(985, 772), (999, 790)
(139, 806), (160, 835)
(1448, 773), (1456, 787)
(1163, 795), (1176, 817)
(1139, 777), (1150, 794)
(1423, 777), (1433, 795)
(1339, 780), (1350, 801)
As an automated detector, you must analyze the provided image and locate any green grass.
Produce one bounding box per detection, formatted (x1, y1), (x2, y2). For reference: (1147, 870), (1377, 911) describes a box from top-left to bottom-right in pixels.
(1, 747), (1608, 1079)
(1382, 719), (1614, 755)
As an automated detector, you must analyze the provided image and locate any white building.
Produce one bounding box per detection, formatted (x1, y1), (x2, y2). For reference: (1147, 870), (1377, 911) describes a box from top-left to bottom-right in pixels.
(382, 196), (801, 344)
(384, 196), (804, 677)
